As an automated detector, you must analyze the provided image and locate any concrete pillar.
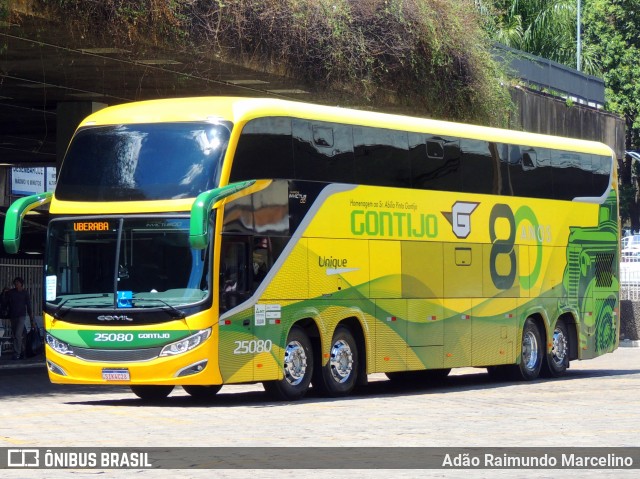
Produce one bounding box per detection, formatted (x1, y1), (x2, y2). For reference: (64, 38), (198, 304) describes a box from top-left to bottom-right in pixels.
(56, 102), (107, 171)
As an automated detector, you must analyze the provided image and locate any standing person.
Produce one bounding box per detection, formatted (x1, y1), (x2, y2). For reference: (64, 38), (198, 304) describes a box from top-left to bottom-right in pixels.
(5, 277), (35, 360)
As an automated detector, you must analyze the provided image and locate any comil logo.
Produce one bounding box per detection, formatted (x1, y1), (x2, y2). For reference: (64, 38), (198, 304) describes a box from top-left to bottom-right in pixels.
(442, 201), (480, 239)
(8, 449), (39, 467)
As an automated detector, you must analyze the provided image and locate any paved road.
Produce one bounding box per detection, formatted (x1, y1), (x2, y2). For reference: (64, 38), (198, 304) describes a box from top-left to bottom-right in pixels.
(1, 348), (639, 478)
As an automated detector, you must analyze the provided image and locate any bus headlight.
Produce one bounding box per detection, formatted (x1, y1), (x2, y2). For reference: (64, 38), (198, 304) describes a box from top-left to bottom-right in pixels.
(46, 333), (74, 356)
(159, 328), (211, 357)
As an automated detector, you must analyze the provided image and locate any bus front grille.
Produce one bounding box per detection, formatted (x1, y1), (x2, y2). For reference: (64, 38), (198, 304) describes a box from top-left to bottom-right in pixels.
(72, 346), (162, 362)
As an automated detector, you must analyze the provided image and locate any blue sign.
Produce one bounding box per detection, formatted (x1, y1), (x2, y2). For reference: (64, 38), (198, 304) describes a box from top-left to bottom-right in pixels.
(117, 291), (133, 308)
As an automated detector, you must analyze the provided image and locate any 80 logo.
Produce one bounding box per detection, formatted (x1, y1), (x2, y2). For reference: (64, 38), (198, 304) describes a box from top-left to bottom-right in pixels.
(489, 204), (544, 291)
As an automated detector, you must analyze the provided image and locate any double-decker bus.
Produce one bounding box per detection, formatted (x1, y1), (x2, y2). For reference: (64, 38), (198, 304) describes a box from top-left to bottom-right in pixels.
(3, 97), (619, 401)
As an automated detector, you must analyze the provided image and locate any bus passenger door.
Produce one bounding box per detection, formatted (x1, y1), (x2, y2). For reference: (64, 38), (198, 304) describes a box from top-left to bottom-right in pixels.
(218, 236), (255, 383)
(220, 237), (252, 311)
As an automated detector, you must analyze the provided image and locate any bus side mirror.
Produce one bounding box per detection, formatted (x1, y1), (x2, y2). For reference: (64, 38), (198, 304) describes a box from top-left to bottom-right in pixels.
(3, 192), (53, 254)
(189, 180), (255, 249)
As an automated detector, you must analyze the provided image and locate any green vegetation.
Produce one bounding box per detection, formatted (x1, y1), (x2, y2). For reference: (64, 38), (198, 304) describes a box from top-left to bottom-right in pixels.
(37, 0), (512, 126)
(583, 0), (640, 150)
(583, 0), (640, 229)
(484, 1), (640, 228)
(483, 0), (600, 75)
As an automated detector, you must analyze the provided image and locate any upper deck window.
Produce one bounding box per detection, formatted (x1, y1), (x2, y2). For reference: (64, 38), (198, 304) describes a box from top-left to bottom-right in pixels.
(56, 122), (231, 201)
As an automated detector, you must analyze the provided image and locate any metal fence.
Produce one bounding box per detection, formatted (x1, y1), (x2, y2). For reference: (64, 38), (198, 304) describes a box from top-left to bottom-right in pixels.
(620, 258), (640, 301)
(493, 43), (605, 108)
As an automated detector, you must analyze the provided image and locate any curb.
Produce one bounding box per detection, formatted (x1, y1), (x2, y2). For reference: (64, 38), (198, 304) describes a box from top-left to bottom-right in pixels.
(0, 363), (46, 371)
(619, 339), (640, 348)
(0, 353), (46, 371)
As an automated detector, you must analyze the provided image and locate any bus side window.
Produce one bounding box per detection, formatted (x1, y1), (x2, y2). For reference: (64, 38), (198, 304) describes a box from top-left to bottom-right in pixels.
(354, 126), (410, 187)
(231, 117), (294, 182)
(252, 236), (271, 290)
(592, 154), (611, 196)
(460, 139), (497, 195)
(410, 133), (462, 192)
(508, 146), (553, 199)
(293, 119), (355, 183)
(219, 238), (250, 312)
(251, 235), (289, 294)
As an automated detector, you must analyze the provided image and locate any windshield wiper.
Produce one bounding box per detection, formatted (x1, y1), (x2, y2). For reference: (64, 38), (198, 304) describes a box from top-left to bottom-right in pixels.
(132, 297), (186, 319)
(53, 294), (111, 319)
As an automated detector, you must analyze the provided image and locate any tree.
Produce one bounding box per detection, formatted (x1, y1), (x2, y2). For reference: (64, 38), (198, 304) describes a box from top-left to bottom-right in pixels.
(583, 0), (640, 229)
(483, 0), (600, 74)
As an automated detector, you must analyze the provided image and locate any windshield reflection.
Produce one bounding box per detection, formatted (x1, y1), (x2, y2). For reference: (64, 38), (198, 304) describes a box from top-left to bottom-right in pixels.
(55, 122), (230, 201)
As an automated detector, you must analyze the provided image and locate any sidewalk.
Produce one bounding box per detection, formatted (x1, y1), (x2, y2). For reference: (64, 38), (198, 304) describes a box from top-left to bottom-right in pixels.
(0, 351), (46, 371)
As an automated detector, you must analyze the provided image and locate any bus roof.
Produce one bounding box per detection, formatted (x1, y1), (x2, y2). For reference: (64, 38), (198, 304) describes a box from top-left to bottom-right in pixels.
(79, 97), (614, 157)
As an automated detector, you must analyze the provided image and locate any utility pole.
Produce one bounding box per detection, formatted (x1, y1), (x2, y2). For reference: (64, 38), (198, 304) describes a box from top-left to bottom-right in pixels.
(577, 0), (582, 71)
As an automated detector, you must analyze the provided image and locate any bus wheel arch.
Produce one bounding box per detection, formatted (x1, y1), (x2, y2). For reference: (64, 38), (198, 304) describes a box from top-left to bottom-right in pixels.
(183, 384), (222, 399)
(564, 313), (579, 361)
(130, 385), (174, 401)
(513, 315), (545, 380)
(340, 317), (367, 386)
(541, 314), (574, 378)
(263, 322), (316, 401)
(313, 317), (366, 397)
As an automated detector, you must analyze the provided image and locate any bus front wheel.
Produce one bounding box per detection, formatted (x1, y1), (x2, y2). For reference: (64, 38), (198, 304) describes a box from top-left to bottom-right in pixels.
(183, 385), (222, 399)
(314, 326), (358, 397)
(130, 385), (174, 401)
(263, 326), (313, 401)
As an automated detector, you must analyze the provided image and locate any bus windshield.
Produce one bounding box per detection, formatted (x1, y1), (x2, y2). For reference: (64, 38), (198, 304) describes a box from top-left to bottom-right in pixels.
(55, 122), (231, 201)
(44, 217), (211, 310)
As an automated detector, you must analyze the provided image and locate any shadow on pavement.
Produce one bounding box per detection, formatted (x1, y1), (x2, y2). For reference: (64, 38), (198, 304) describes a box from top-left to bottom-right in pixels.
(52, 366), (640, 408)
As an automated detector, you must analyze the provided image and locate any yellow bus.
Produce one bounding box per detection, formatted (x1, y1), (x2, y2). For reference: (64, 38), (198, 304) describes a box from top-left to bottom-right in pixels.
(4, 97), (619, 401)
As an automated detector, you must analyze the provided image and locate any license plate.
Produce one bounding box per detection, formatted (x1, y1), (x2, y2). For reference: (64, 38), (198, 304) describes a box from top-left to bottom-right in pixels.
(102, 369), (130, 381)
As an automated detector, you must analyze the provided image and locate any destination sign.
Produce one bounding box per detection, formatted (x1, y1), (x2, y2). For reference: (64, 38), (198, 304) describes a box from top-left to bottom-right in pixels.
(73, 221), (111, 232)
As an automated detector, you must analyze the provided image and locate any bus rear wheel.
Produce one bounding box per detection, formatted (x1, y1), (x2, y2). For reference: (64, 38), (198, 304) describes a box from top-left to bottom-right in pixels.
(183, 385), (222, 399)
(314, 326), (358, 397)
(541, 320), (570, 378)
(512, 318), (544, 380)
(130, 385), (174, 401)
(263, 326), (313, 401)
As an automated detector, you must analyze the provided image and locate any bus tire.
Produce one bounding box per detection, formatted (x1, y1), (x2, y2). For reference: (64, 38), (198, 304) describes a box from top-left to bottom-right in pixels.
(130, 385), (174, 401)
(183, 385), (222, 399)
(541, 320), (570, 378)
(263, 326), (313, 401)
(314, 326), (358, 397)
(512, 318), (544, 381)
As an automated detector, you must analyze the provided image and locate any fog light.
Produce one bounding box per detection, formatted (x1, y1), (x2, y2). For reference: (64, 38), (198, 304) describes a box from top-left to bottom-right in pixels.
(176, 360), (208, 377)
(47, 360), (67, 376)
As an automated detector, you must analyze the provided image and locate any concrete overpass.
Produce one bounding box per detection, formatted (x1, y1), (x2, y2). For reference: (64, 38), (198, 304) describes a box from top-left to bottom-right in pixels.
(0, 3), (322, 259)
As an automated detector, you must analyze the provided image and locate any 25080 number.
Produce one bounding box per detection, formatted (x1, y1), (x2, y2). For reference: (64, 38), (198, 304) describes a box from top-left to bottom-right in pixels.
(94, 333), (134, 342)
(233, 339), (273, 355)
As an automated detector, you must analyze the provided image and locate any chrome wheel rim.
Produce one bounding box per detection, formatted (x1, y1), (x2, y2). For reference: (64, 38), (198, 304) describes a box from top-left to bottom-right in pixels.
(283, 340), (307, 386)
(329, 339), (353, 384)
(522, 330), (539, 371)
(551, 327), (568, 367)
